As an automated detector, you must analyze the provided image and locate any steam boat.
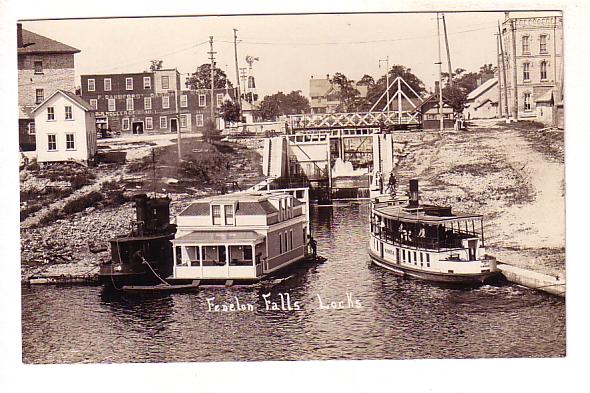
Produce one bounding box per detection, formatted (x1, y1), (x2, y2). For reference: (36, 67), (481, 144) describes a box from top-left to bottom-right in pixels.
(99, 194), (177, 287)
(369, 179), (499, 284)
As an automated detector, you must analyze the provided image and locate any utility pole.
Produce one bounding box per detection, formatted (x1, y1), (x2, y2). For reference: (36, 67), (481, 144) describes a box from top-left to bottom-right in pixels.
(208, 36), (217, 129)
(498, 21), (510, 123)
(379, 57), (390, 111)
(441, 13), (453, 89)
(495, 33), (503, 119)
(510, 18), (518, 121)
(233, 29), (242, 114)
(436, 12), (444, 131)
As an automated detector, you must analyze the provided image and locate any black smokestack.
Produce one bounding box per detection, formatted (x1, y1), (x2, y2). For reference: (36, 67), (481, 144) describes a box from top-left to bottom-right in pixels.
(409, 179), (419, 208)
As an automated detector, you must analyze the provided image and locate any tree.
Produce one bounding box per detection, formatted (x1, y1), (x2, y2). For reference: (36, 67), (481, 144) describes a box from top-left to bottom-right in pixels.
(258, 91), (310, 120)
(331, 72), (361, 112)
(220, 100), (241, 123)
(149, 60), (163, 71)
(365, 65), (426, 111)
(201, 119), (221, 143)
(441, 64), (498, 111)
(186, 64), (233, 90)
(357, 74), (375, 87)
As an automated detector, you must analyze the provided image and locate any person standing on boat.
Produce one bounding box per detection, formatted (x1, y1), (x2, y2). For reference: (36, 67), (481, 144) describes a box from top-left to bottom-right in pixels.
(386, 172), (397, 197)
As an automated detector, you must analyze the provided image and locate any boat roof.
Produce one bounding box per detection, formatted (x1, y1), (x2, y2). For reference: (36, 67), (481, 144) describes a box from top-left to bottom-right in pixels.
(174, 230), (265, 245)
(374, 204), (482, 224)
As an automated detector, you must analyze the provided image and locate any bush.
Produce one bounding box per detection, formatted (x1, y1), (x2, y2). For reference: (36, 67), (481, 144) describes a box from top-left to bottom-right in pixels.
(62, 191), (104, 214)
(20, 204), (43, 221)
(38, 208), (65, 226)
(103, 190), (129, 207)
(70, 172), (95, 190)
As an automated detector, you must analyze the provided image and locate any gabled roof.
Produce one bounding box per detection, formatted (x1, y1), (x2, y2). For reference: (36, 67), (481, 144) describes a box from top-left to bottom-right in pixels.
(31, 89), (94, 114)
(413, 94), (453, 112)
(466, 78), (498, 101)
(18, 28), (80, 55)
(310, 78), (333, 97)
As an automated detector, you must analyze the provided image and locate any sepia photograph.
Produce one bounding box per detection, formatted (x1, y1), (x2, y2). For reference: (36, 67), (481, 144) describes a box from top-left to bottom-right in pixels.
(2, 0), (586, 391)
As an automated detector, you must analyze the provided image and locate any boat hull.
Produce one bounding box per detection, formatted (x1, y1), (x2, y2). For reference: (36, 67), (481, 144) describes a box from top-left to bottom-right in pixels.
(369, 250), (500, 285)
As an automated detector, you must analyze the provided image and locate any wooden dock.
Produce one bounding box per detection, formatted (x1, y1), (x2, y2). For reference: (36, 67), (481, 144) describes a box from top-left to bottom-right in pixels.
(22, 273), (100, 286)
(497, 263), (565, 297)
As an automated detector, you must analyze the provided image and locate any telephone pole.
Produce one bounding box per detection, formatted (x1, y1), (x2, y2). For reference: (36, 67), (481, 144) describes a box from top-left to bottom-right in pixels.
(498, 21), (510, 123)
(379, 57), (390, 111)
(239, 67), (248, 101)
(208, 36), (217, 128)
(495, 32), (503, 118)
(233, 29), (242, 113)
(510, 18), (518, 121)
(442, 13), (453, 88)
(436, 12), (444, 131)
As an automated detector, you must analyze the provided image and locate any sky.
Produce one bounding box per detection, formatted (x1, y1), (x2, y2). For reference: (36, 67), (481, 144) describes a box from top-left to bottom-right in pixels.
(20, 10), (561, 99)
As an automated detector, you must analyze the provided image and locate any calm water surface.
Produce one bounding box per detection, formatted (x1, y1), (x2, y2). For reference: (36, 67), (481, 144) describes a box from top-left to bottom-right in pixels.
(21, 203), (565, 363)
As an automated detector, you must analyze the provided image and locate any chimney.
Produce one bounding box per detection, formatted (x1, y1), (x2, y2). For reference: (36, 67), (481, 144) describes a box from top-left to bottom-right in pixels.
(409, 180), (419, 208)
(17, 23), (23, 48)
(504, 12), (510, 20)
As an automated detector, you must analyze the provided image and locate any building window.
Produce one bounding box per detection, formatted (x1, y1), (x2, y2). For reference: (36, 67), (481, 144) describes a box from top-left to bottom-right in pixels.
(216, 93), (224, 107)
(284, 231), (288, 252)
(47, 134), (57, 151)
(180, 114), (188, 128)
(198, 94), (206, 107)
(27, 122), (35, 135)
(47, 106), (54, 121)
(162, 95), (170, 109)
(89, 99), (98, 110)
(524, 93), (532, 111)
(522, 36), (530, 54)
(540, 35), (548, 54)
(195, 114), (204, 127)
(34, 61), (43, 74)
(523, 63), (530, 82)
(65, 106), (73, 120)
(212, 204), (221, 225)
(125, 77), (133, 90)
(144, 97), (152, 110)
(35, 88), (44, 104)
(540, 61), (548, 80)
(223, 205), (234, 225)
(88, 79), (95, 92)
(161, 76), (169, 90)
(65, 133), (75, 150)
(122, 118), (130, 130)
(160, 116), (167, 129)
(143, 76), (151, 89)
(145, 117), (153, 130)
(279, 233), (283, 254)
(180, 94), (188, 107)
(126, 97), (134, 111)
(108, 99), (116, 111)
(104, 78), (111, 91)
(290, 230), (293, 251)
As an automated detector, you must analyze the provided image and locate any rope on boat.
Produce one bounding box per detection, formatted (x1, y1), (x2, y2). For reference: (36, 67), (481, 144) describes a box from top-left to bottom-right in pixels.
(141, 256), (171, 286)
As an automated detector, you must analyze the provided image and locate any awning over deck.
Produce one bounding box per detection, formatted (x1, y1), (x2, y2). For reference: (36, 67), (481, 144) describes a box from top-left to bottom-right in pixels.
(174, 230), (265, 245)
(374, 205), (482, 224)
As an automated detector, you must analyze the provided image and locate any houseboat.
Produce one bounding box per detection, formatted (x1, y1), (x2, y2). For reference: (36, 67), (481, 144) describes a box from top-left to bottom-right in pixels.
(369, 179), (499, 285)
(168, 188), (317, 284)
(99, 194), (177, 287)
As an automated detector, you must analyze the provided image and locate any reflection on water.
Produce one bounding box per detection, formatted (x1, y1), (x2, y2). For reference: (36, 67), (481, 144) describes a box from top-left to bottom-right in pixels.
(21, 203), (565, 363)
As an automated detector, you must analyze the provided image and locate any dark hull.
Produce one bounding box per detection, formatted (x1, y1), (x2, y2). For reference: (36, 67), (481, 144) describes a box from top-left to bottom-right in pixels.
(369, 251), (500, 285)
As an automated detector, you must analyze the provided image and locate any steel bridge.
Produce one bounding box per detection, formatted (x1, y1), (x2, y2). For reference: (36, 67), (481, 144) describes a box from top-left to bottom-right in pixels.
(287, 110), (421, 131)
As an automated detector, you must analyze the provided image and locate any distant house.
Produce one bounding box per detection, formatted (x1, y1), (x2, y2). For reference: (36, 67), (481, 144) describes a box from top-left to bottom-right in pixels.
(414, 93), (454, 129)
(17, 23), (80, 151)
(464, 77), (499, 120)
(32, 90), (97, 165)
(309, 74), (368, 114)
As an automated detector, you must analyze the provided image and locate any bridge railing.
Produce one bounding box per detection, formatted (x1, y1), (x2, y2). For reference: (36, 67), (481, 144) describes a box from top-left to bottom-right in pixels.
(288, 111), (421, 130)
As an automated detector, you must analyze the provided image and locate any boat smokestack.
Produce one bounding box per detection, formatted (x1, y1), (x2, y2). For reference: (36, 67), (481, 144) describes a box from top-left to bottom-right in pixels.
(134, 194), (148, 227)
(409, 179), (419, 208)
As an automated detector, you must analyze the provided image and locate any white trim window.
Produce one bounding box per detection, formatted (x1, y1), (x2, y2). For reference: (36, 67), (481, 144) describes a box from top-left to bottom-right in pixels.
(47, 134), (57, 151)
(144, 97), (152, 110)
(212, 204), (222, 225)
(162, 95), (170, 109)
(27, 122), (35, 135)
(125, 77), (133, 91)
(161, 75), (169, 90)
(216, 93), (224, 107)
(224, 205), (234, 225)
(180, 94), (188, 108)
(47, 106), (55, 121)
(198, 94), (206, 107)
(522, 35), (530, 54)
(104, 78), (112, 91)
(88, 79), (95, 92)
(195, 114), (204, 127)
(34, 61), (43, 74)
(540, 34), (548, 54)
(180, 114), (188, 128)
(89, 99), (98, 110)
(107, 99), (116, 111)
(143, 76), (151, 89)
(523, 63), (530, 82)
(524, 93), (532, 111)
(65, 133), (75, 150)
(35, 89), (44, 104)
(540, 61), (548, 81)
(65, 105), (73, 120)
(145, 117), (153, 130)
(126, 97), (134, 111)
(122, 118), (130, 130)
(160, 116), (167, 129)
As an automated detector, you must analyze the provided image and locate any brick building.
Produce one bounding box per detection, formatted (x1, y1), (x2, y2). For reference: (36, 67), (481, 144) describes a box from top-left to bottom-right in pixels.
(80, 69), (237, 135)
(499, 13), (563, 125)
(17, 23), (80, 150)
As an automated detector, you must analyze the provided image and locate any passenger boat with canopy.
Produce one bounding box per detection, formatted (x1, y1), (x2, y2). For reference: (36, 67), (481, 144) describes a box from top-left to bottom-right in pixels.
(369, 179), (499, 284)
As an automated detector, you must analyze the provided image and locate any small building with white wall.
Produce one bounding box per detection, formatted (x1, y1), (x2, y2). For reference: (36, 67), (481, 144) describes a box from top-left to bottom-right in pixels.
(464, 78), (499, 120)
(32, 89), (97, 165)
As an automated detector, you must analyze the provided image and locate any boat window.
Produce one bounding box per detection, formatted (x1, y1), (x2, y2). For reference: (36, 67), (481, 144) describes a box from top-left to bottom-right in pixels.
(212, 205), (221, 225)
(186, 246), (200, 266)
(175, 246), (183, 265)
(224, 205), (234, 225)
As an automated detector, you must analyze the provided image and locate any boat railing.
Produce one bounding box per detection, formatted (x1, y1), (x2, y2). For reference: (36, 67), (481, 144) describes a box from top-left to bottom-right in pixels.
(372, 227), (477, 252)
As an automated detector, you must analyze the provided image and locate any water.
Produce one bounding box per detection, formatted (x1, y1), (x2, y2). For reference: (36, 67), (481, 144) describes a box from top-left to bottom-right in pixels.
(21, 203), (565, 363)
